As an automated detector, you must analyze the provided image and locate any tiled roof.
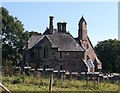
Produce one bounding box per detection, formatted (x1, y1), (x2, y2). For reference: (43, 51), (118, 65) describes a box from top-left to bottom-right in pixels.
(47, 33), (84, 51)
(23, 35), (43, 49)
(24, 33), (84, 52)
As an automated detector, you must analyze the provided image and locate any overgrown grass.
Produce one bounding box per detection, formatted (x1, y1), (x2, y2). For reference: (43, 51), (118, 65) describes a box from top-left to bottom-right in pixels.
(1, 75), (119, 92)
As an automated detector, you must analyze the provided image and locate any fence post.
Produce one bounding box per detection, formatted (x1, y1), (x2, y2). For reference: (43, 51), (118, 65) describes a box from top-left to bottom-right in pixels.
(49, 73), (53, 93)
(97, 76), (99, 87)
(48, 69), (54, 93)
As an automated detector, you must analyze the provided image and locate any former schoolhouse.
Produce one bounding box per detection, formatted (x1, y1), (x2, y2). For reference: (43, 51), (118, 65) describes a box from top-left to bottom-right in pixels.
(22, 16), (102, 75)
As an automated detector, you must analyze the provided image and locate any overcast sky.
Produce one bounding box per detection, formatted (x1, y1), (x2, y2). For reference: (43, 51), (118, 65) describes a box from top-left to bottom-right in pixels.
(2, 2), (118, 46)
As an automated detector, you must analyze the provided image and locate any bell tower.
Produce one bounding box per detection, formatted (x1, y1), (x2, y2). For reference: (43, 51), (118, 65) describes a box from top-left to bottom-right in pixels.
(78, 16), (88, 60)
(78, 16), (87, 41)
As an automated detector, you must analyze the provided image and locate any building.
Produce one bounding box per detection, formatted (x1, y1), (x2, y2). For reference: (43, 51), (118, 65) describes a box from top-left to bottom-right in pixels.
(22, 16), (102, 75)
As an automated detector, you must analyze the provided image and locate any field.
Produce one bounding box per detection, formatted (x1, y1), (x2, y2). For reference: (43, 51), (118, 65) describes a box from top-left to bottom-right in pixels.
(1, 75), (120, 92)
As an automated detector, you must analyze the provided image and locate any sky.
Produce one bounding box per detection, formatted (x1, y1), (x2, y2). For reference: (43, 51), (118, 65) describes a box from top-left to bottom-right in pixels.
(118, 1), (120, 40)
(1, 2), (118, 46)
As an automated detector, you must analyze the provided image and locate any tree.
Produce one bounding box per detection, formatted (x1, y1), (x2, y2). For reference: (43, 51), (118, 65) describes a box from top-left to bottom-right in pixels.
(28, 31), (41, 37)
(1, 7), (42, 66)
(1, 7), (29, 66)
(95, 39), (120, 73)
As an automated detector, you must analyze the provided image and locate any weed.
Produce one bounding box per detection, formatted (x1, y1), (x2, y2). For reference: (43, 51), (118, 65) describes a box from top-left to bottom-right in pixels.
(2, 75), (119, 91)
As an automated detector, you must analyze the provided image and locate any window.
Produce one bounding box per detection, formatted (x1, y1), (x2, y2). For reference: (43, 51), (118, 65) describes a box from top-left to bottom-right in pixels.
(60, 65), (63, 70)
(87, 44), (89, 49)
(46, 65), (49, 68)
(43, 65), (49, 70)
(87, 55), (89, 60)
(60, 52), (62, 58)
(27, 50), (34, 61)
(43, 65), (45, 70)
(43, 48), (49, 58)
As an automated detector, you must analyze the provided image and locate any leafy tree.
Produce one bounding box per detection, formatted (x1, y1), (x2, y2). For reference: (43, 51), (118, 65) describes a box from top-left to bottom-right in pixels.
(28, 31), (41, 37)
(1, 7), (29, 66)
(1, 7), (42, 67)
(95, 39), (120, 73)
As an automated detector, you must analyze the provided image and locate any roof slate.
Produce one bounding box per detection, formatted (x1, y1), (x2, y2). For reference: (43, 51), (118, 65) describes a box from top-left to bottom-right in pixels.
(24, 32), (84, 52)
(47, 33), (84, 51)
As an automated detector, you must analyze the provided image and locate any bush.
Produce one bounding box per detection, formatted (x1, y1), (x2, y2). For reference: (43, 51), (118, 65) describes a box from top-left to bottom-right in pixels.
(12, 76), (25, 84)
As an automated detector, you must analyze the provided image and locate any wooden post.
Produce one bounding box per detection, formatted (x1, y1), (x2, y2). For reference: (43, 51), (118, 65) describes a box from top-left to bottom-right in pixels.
(60, 73), (63, 87)
(49, 73), (53, 93)
(97, 76), (99, 87)
(21, 51), (25, 75)
(60, 71), (65, 87)
(97, 70), (100, 88)
(85, 71), (88, 86)
(0, 83), (11, 93)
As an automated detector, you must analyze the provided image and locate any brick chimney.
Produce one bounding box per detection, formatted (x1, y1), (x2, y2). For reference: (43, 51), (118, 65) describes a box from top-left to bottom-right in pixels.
(57, 22), (62, 33)
(62, 22), (67, 33)
(49, 16), (54, 34)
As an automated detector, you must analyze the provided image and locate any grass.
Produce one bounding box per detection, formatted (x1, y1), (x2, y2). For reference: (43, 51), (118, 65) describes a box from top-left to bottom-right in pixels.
(1, 75), (120, 92)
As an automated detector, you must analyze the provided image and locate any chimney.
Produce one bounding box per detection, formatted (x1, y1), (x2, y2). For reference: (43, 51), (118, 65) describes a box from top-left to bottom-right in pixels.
(57, 22), (62, 33)
(62, 22), (67, 33)
(25, 42), (29, 50)
(49, 16), (54, 34)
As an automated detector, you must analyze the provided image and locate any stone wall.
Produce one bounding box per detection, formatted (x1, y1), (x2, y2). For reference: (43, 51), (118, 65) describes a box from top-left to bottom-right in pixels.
(27, 37), (86, 74)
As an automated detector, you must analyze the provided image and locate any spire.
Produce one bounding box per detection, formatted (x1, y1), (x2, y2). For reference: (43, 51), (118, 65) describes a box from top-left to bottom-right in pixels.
(78, 15), (87, 25)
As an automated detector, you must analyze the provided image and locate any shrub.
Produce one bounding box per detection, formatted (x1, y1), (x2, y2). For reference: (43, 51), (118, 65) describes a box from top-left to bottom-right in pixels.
(12, 76), (25, 84)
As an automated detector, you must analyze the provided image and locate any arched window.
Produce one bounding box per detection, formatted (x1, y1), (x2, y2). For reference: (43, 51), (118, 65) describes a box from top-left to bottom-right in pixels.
(43, 48), (49, 58)
(87, 55), (90, 60)
(87, 44), (89, 49)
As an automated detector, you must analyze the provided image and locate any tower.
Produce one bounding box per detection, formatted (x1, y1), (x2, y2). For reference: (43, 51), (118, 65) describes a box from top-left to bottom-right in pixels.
(78, 16), (102, 72)
(78, 16), (87, 41)
(78, 16), (88, 52)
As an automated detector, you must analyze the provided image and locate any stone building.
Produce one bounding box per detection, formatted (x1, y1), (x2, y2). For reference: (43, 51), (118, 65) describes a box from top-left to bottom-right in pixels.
(22, 16), (102, 75)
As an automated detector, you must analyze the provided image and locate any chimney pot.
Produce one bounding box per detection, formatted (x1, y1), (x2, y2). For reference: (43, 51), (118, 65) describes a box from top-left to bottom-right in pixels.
(62, 22), (67, 33)
(25, 42), (29, 50)
(57, 22), (62, 33)
(49, 16), (54, 34)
